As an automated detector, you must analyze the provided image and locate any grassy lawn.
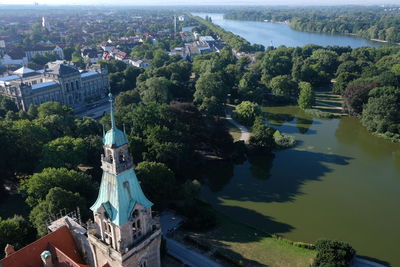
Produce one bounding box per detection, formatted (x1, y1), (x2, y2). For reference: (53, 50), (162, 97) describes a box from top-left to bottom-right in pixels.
(314, 92), (345, 116)
(178, 212), (316, 267)
(224, 120), (242, 142)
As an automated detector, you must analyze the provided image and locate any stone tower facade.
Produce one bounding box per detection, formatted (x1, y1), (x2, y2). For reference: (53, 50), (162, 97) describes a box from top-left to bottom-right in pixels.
(88, 94), (161, 267)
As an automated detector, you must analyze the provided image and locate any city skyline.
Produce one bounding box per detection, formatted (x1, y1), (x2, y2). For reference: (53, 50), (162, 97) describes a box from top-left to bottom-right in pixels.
(1, 0), (400, 6)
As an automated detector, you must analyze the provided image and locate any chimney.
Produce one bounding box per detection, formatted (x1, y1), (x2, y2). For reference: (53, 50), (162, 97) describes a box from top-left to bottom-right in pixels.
(40, 250), (53, 267)
(4, 244), (15, 257)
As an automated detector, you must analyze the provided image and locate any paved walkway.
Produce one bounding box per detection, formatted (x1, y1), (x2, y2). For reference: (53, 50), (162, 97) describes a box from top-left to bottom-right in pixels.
(160, 211), (221, 267)
(225, 113), (251, 142)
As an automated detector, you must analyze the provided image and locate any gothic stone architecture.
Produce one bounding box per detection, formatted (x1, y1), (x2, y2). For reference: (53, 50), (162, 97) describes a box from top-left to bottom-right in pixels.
(0, 60), (109, 110)
(88, 94), (162, 267)
(0, 94), (162, 267)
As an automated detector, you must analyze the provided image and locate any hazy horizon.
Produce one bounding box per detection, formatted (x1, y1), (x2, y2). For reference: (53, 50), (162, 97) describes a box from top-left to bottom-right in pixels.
(1, 0), (400, 6)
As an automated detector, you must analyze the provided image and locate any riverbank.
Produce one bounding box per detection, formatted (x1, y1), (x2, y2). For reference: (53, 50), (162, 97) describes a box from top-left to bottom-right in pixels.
(176, 211), (316, 266)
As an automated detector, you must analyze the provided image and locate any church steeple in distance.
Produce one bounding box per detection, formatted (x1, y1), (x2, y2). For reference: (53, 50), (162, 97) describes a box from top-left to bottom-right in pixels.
(88, 93), (162, 267)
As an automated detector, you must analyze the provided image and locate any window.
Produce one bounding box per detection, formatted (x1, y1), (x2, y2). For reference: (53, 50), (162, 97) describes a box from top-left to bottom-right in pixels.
(119, 152), (125, 163)
(103, 222), (113, 247)
(132, 210), (139, 218)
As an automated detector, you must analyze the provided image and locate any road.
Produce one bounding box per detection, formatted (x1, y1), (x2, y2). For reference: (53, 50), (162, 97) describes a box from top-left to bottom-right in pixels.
(225, 113), (250, 142)
(75, 100), (110, 118)
(160, 211), (221, 267)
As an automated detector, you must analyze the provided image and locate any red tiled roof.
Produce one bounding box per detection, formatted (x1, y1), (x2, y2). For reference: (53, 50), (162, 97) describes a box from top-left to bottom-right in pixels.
(0, 226), (90, 267)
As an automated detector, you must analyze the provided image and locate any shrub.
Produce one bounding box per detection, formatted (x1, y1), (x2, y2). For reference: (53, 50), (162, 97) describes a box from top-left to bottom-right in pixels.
(273, 130), (296, 149)
(312, 239), (356, 267)
(304, 109), (337, 119)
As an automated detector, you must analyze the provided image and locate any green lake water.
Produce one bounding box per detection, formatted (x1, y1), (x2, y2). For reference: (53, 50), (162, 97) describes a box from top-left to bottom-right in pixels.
(202, 106), (400, 266)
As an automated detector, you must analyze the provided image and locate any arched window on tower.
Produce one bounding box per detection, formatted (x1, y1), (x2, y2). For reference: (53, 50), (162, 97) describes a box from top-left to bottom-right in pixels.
(119, 151), (125, 163)
(108, 150), (113, 163)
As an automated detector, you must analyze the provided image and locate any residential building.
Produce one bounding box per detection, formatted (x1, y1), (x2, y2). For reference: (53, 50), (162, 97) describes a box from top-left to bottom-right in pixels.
(0, 48), (28, 66)
(182, 26), (195, 33)
(129, 58), (150, 69)
(81, 47), (103, 64)
(24, 44), (64, 60)
(0, 61), (109, 110)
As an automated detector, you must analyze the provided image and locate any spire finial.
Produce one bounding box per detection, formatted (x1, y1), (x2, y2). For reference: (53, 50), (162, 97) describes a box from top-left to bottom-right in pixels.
(109, 93), (116, 129)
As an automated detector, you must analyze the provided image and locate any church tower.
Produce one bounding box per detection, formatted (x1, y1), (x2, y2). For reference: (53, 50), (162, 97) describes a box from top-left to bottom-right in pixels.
(88, 93), (161, 267)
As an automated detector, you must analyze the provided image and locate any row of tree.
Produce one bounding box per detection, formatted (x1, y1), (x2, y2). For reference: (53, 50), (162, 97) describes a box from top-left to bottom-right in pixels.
(224, 7), (400, 43)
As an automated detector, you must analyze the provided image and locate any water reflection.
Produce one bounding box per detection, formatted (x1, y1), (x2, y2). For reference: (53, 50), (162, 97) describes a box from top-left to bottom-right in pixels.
(264, 106), (316, 135)
(335, 117), (400, 159)
(296, 117), (313, 134)
(204, 160), (234, 192)
(248, 152), (275, 180)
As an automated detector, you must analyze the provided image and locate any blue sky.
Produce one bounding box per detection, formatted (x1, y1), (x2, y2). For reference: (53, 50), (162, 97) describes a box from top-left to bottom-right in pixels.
(0, 0), (399, 5)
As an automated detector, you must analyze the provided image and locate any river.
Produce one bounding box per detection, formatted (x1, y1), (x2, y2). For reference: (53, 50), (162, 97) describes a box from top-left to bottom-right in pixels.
(192, 13), (384, 48)
(195, 13), (400, 266)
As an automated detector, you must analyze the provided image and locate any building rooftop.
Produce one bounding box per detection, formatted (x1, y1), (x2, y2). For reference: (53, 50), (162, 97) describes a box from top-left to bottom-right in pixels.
(0, 75), (20, 82)
(0, 225), (90, 267)
(80, 71), (98, 78)
(32, 81), (58, 90)
(13, 66), (39, 78)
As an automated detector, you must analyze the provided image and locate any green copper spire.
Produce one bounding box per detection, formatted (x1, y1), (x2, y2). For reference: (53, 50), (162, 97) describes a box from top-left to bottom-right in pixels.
(109, 93), (116, 129)
(103, 93), (128, 147)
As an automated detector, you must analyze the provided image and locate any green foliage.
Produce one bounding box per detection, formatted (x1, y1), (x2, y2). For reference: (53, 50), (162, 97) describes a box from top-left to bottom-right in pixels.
(273, 130), (296, 149)
(135, 161), (176, 209)
(312, 240), (356, 267)
(361, 86), (400, 136)
(41, 136), (87, 169)
(20, 167), (97, 208)
(194, 72), (228, 115)
(0, 95), (18, 117)
(298, 81), (315, 109)
(269, 75), (298, 97)
(249, 117), (275, 150)
(0, 216), (36, 258)
(232, 101), (261, 126)
(151, 49), (170, 68)
(137, 77), (172, 104)
(29, 187), (88, 236)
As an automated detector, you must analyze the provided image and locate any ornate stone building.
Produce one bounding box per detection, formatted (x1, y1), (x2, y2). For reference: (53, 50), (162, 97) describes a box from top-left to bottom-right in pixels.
(0, 60), (109, 110)
(88, 94), (162, 267)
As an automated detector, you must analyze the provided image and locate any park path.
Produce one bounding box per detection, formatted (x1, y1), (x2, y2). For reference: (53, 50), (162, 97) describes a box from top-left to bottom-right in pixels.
(160, 211), (221, 267)
(225, 108), (250, 142)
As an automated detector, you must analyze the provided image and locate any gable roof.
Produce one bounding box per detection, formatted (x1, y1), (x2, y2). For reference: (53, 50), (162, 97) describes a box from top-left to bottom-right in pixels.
(0, 226), (90, 267)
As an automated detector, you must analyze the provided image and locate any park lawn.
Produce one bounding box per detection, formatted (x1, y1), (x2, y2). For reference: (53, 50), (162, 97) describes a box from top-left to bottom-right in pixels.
(183, 212), (316, 267)
(315, 92), (343, 107)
